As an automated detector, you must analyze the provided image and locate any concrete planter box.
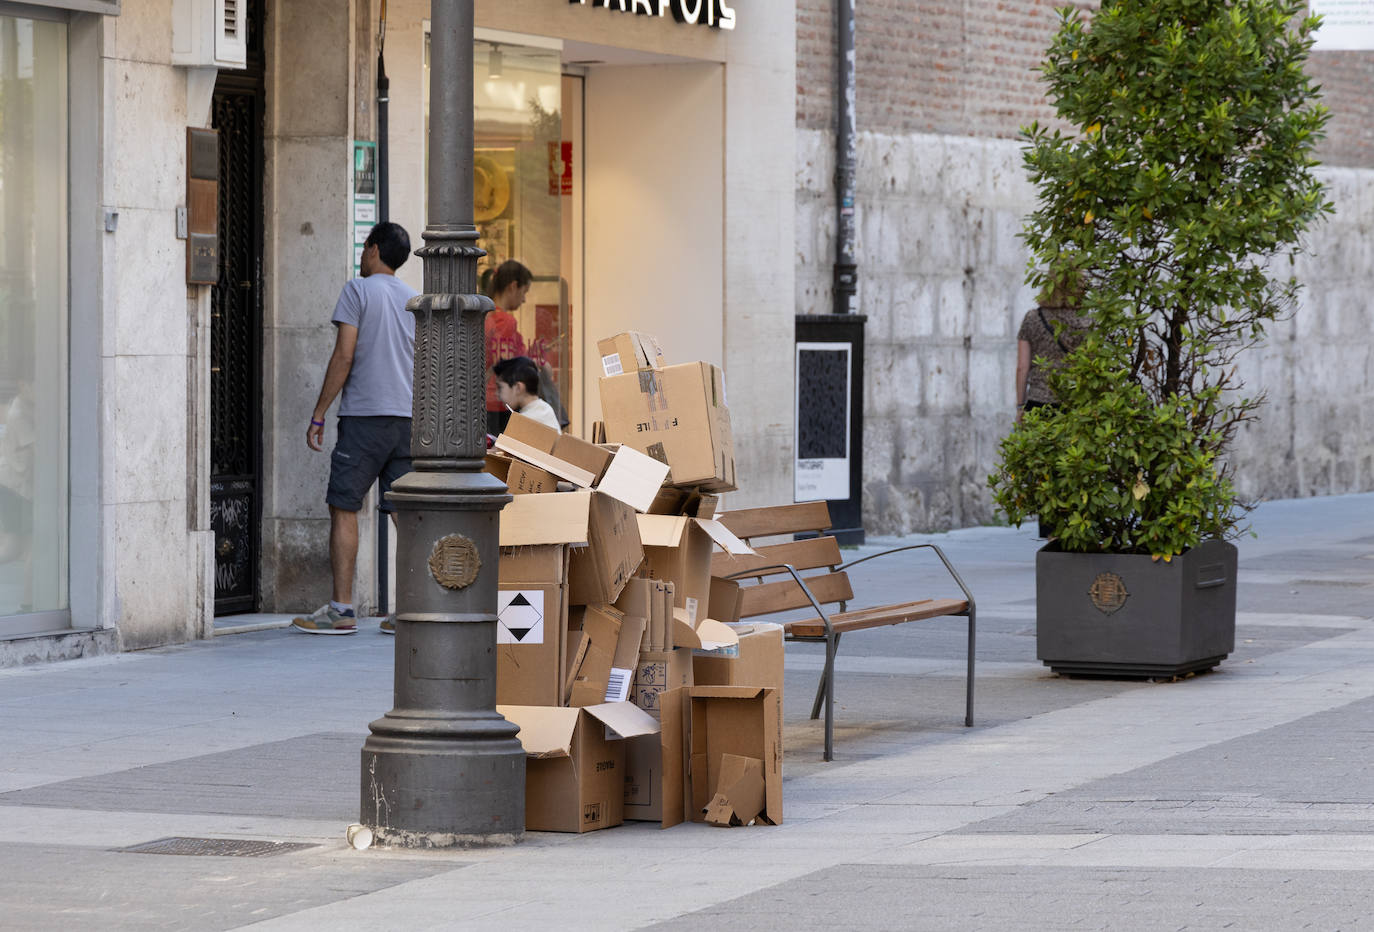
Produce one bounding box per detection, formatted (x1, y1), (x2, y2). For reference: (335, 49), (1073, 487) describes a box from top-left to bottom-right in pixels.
(1036, 539), (1237, 678)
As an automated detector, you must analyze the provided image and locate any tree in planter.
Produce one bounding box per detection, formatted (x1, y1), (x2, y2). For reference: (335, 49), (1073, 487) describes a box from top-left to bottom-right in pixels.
(991, 0), (1332, 558)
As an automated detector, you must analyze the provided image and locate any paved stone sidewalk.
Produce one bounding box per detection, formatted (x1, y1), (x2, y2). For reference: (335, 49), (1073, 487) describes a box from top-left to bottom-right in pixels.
(1, 493), (1373, 930)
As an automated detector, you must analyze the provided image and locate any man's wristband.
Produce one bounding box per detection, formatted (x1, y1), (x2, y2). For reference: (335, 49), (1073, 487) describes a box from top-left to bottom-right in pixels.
(310, 418), (325, 427)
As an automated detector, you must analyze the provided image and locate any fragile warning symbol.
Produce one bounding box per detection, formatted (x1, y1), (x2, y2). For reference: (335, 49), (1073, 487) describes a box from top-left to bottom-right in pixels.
(497, 590), (544, 645)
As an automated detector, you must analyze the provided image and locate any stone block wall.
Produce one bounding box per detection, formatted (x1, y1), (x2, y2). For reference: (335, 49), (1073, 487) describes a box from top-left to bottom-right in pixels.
(797, 1), (1374, 534)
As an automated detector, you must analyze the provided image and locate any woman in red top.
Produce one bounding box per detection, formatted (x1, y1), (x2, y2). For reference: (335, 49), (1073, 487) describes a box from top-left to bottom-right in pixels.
(484, 260), (532, 437)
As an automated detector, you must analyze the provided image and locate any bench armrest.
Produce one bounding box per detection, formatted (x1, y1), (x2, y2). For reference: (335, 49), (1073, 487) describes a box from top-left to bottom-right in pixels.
(722, 562), (836, 638)
(836, 544), (976, 619)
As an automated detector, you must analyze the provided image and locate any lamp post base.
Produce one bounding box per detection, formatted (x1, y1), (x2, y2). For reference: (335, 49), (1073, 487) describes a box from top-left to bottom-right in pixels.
(359, 468), (524, 846)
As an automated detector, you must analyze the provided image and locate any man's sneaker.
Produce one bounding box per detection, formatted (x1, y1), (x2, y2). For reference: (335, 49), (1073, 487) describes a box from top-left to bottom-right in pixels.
(379, 615), (396, 635)
(291, 604), (357, 635)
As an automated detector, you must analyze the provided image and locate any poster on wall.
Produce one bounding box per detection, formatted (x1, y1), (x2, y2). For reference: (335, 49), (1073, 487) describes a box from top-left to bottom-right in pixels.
(351, 141), (378, 276)
(795, 342), (851, 502)
(1310, 0), (1374, 49)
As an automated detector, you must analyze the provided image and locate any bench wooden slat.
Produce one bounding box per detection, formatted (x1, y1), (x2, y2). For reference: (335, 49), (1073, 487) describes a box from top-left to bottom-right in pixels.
(784, 598), (970, 639)
(737, 571), (854, 617)
(718, 501), (832, 540)
(711, 535), (843, 579)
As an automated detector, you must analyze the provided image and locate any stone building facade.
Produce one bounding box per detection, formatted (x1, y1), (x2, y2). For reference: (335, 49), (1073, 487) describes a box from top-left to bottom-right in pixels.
(796, 1), (1374, 534)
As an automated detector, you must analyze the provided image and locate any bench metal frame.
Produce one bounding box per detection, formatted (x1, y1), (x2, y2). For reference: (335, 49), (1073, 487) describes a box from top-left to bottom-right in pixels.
(726, 542), (976, 762)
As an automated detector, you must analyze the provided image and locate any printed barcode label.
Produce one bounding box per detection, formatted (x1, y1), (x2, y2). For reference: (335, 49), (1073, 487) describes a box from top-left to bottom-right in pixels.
(604, 667), (632, 703)
(685, 596), (699, 624)
(602, 353), (623, 377)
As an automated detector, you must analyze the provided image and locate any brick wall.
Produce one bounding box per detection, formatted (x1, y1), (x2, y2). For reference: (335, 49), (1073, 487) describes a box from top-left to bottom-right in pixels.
(798, 0), (1374, 168)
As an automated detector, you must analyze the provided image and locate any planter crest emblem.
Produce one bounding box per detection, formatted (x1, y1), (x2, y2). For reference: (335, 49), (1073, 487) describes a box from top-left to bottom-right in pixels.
(1088, 571), (1129, 616)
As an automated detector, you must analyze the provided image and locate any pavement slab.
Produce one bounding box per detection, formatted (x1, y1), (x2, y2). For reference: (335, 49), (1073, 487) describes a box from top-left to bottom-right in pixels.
(2, 492), (1374, 929)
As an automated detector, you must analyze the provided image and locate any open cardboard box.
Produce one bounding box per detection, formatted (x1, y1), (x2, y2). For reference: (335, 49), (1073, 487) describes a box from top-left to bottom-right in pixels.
(637, 514), (753, 625)
(693, 623), (785, 702)
(658, 685), (783, 828)
(495, 411), (670, 513)
(484, 451), (558, 495)
(599, 361), (738, 492)
(499, 701), (660, 833)
(501, 489), (644, 608)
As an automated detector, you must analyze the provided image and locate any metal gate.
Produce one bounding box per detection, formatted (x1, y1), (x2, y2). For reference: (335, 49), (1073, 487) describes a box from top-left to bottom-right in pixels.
(210, 3), (264, 615)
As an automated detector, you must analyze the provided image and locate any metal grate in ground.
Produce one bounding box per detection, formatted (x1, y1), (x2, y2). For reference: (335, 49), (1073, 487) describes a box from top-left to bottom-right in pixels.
(115, 836), (319, 858)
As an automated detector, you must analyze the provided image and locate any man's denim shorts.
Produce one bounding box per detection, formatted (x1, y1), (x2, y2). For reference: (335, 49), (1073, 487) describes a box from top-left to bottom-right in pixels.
(326, 416), (412, 512)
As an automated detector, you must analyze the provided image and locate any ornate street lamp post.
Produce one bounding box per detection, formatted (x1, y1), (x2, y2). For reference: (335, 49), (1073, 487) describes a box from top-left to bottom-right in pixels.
(359, 0), (525, 847)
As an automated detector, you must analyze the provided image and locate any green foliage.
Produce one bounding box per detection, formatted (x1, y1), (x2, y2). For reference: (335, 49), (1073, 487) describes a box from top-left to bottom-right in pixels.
(991, 0), (1331, 556)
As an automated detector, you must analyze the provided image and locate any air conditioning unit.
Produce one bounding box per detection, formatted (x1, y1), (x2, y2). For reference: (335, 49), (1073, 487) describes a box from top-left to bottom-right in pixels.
(172, 0), (248, 70)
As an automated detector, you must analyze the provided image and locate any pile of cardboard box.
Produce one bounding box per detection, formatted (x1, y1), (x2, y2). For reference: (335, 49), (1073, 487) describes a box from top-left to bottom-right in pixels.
(487, 332), (784, 832)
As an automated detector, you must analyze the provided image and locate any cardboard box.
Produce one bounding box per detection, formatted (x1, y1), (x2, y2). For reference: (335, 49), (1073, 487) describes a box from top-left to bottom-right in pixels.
(637, 515), (753, 625)
(662, 685), (782, 827)
(708, 577), (743, 625)
(485, 452), (557, 495)
(693, 623), (784, 702)
(500, 490), (644, 608)
(567, 492), (644, 605)
(495, 411), (613, 488)
(599, 361), (737, 492)
(598, 331), (665, 377)
(632, 647), (693, 718)
(615, 577), (675, 651)
(499, 701), (660, 833)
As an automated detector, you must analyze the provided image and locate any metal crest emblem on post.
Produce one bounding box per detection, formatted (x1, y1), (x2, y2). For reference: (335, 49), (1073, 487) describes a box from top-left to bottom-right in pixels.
(1088, 571), (1129, 615)
(428, 534), (481, 590)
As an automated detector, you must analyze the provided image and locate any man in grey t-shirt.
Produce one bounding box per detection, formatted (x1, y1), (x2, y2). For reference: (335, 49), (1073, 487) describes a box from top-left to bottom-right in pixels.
(293, 222), (418, 635)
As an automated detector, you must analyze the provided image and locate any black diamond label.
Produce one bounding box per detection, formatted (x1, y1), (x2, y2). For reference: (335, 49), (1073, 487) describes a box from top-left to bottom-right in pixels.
(498, 590), (544, 644)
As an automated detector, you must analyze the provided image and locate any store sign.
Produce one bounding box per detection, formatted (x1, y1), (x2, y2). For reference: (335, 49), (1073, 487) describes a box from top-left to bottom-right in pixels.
(1311, 0), (1374, 50)
(568, 0), (736, 31)
(352, 141), (378, 276)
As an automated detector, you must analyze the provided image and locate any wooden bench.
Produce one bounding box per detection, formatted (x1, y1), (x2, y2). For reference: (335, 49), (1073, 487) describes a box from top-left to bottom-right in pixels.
(711, 501), (976, 761)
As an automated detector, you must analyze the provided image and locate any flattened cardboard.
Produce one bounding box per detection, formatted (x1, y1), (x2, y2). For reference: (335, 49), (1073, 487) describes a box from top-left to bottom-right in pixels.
(497, 544), (569, 707)
(596, 444), (672, 513)
(500, 701), (659, 833)
(708, 577), (743, 625)
(657, 686), (689, 828)
(681, 685), (783, 826)
(704, 753), (766, 827)
(693, 623), (784, 701)
(499, 491), (593, 547)
(568, 604), (622, 707)
(495, 411), (612, 488)
(485, 452), (557, 495)
(568, 492), (644, 605)
(599, 361), (737, 491)
(609, 615), (648, 703)
(598, 331), (665, 377)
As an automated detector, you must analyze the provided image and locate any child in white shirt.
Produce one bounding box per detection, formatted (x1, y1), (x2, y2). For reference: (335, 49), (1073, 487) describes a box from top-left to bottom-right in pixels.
(493, 355), (561, 433)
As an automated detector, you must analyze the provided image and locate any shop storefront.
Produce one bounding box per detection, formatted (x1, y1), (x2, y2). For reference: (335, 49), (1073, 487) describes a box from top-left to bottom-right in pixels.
(0, 10), (68, 635)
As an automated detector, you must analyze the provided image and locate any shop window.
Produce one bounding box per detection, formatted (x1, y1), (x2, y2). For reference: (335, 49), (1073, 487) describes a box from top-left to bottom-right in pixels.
(0, 13), (69, 625)
(424, 34), (574, 433)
